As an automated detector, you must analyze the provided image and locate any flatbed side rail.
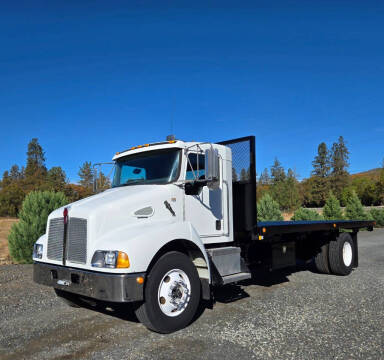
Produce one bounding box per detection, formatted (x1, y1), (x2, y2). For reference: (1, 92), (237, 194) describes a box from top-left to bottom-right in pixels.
(254, 220), (375, 238)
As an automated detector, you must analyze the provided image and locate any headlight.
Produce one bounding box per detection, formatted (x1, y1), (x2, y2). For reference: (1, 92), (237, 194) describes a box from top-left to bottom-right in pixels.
(91, 251), (130, 269)
(33, 244), (43, 259)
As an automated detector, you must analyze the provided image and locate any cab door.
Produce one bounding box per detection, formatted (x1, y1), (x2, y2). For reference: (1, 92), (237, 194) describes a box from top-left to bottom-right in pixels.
(184, 150), (226, 242)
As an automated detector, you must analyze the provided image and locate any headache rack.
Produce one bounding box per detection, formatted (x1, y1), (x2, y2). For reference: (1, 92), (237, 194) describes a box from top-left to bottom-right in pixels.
(218, 136), (257, 237)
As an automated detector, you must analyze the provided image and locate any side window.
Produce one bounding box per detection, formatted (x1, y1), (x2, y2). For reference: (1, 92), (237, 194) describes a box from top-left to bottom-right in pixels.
(186, 153), (205, 180)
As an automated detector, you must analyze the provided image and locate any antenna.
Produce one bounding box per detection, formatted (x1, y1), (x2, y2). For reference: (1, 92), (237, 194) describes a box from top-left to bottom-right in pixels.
(170, 93), (175, 135)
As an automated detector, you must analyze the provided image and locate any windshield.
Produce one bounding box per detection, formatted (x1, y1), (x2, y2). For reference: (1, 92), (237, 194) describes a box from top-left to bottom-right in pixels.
(112, 149), (181, 187)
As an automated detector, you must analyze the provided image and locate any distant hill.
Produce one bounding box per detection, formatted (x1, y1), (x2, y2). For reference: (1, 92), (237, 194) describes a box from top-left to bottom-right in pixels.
(351, 168), (382, 180)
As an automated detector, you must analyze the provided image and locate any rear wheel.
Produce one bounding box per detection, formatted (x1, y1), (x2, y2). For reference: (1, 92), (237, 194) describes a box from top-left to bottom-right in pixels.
(314, 243), (331, 274)
(329, 233), (355, 275)
(135, 251), (201, 333)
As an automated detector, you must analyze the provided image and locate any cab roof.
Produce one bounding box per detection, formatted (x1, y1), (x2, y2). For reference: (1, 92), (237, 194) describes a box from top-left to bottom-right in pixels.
(112, 140), (200, 161)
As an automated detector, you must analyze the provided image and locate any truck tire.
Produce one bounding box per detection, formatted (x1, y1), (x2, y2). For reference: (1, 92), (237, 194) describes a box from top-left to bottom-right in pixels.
(328, 233), (355, 276)
(314, 243), (331, 274)
(135, 251), (201, 333)
(54, 288), (81, 308)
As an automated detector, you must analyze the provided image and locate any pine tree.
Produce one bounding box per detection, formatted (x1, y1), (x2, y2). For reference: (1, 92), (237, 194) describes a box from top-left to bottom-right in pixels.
(24, 138), (47, 191)
(312, 142), (330, 177)
(344, 191), (370, 220)
(257, 194), (283, 221)
(323, 192), (343, 220)
(97, 171), (111, 191)
(259, 168), (270, 185)
(330, 136), (350, 199)
(8, 191), (68, 263)
(340, 187), (354, 207)
(308, 142), (331, 206)
(47, 166), (67, 191)
(270, 158), (285, 183)
(78, 161), (94, 191)
(240, 168), (247, 181)
(9, 165), (21, 181)
(232, 168), (238, 182)
(284, 169), (301, 211)
(1, 171), (11, 188)
(291, 208), (323, 221)
(25, 138), (46, 177)
(369, 209), (384, 227)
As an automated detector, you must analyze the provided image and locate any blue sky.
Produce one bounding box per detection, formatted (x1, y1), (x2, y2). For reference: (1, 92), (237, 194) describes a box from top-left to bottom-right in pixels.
(0, 1), (383, 182)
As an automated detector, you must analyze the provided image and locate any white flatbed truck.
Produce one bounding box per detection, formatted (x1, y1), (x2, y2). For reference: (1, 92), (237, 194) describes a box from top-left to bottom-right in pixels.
(33, 136), (374, 333)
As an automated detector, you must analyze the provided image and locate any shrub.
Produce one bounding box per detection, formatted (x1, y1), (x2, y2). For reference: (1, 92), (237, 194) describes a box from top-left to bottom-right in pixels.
(323, 192), (343, 220)
(291, 208), (324, 221)
(344, 191), (371, 221)
(257, 194), (283, 221)
(369, 208), (384, 227)
(0, 184), (25, 217)
(8, 191), (68, 263)
(340, 187), (354, 207)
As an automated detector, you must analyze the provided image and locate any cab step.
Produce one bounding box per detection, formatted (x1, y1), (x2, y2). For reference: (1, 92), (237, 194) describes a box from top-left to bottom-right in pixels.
(221, 272), (251, 284)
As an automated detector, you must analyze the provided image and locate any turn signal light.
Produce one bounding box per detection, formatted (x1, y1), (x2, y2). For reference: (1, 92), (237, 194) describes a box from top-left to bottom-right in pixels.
(136, 276), (144, 284)
(116, 251), (130, 268)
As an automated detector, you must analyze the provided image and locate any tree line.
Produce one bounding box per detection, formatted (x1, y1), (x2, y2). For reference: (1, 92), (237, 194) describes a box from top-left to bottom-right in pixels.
(0, 138), (110, 217)
(1, 136), (383, 218)
(257, 136), (384, 211)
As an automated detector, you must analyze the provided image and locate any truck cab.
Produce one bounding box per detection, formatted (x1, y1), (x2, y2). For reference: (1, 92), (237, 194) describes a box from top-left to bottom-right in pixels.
(33, 136), (374, 333)
(34, 138), (243, 333)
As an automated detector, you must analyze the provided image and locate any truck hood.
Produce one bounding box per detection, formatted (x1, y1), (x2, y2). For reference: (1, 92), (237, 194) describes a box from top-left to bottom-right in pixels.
(48, 185), (180, 240)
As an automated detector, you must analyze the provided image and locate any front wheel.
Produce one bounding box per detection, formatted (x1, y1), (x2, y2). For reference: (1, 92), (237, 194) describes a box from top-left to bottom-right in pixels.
(135, 251), (201, 333)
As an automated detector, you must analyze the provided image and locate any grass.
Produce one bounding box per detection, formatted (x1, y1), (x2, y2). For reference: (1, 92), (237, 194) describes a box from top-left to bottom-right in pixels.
(0, 218), (18, 265)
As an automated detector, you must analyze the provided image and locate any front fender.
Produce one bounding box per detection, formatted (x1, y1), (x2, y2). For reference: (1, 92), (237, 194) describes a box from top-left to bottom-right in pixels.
(92, 221), (211, 281)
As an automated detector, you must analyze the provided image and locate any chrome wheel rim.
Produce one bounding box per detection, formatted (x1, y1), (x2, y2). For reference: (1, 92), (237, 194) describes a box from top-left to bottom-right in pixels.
(342, 242), (353, 267)
(158, 269), (191, 317)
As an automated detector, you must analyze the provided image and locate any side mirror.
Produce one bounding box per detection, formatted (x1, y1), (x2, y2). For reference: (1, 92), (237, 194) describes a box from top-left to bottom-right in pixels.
(205, 146), (220, 189)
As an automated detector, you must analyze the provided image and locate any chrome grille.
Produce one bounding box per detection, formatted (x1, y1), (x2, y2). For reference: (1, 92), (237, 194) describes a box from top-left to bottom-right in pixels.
(47, 218), (64, 261)
(66, 218), (87, 264)
(46, 217), (87, 264)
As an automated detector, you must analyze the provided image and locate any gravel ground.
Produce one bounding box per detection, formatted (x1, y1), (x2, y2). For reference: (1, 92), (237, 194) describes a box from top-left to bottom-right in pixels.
(0, 230), (383, 360)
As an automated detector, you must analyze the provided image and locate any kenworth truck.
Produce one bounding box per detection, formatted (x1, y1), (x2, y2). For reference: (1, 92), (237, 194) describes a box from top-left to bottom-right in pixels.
(33, 136), (374, 333)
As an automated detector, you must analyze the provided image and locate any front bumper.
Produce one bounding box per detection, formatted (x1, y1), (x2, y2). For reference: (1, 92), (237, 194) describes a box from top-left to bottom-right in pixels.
(33, 262), (145, 302)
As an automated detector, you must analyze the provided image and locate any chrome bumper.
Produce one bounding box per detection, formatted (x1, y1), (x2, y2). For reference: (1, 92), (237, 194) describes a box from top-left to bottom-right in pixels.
(33, 262), (145, 302)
